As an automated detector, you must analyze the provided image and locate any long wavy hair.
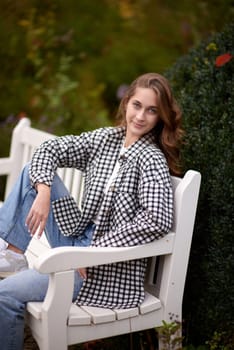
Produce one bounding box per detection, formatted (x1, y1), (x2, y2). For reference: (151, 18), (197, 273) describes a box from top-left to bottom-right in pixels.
(116, 73), (184, 175)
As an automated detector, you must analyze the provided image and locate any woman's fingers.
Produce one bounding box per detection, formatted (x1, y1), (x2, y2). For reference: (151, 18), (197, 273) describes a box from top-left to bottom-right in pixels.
(25, 187), (50, 236)
(25, 209), (47, 236)
(77, 268), (87, 279)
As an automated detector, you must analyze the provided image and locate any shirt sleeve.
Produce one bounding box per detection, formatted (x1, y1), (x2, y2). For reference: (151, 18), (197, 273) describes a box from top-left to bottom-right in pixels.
(29, 131), (92, 187)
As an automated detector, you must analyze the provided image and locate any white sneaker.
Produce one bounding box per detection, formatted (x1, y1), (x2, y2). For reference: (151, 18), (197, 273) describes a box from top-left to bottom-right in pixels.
(0, 238), (8, 251)
(0, 250), (28, 278)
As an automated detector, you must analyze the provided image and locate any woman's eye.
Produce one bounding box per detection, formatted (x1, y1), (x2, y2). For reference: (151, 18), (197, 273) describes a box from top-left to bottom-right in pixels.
(132, 102), (141, 109)
(148, 108), (157, 114)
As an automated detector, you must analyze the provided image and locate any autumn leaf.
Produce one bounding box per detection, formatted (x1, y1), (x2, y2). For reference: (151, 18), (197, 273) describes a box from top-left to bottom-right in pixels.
(215, 53), (232, 67)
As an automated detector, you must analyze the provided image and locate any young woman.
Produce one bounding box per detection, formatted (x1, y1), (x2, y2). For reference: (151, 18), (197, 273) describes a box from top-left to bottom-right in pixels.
(0, 73), (183, 349)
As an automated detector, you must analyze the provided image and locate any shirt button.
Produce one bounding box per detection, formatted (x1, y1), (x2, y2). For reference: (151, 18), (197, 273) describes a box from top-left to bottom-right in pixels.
(109, 186), (116, 192)
(96, 231), (105, 237)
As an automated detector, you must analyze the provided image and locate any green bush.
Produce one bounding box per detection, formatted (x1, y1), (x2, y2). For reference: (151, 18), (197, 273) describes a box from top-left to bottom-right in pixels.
(166, 23), (234, 347)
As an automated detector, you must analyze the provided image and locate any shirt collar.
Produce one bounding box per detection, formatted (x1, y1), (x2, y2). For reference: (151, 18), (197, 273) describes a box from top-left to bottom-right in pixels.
(118, 129), (156, 165)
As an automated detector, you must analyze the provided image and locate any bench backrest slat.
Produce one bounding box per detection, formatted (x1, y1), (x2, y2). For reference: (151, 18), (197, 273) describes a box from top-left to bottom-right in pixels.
(4, 119), (84, 206)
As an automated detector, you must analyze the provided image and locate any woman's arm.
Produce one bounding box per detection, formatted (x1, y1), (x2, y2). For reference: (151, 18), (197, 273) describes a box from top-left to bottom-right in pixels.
(27, 133), (91, 236)
(29, 129), (98, 188)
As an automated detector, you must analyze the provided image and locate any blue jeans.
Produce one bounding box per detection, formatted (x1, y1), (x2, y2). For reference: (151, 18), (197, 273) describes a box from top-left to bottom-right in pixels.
(0, 164), (95, 350)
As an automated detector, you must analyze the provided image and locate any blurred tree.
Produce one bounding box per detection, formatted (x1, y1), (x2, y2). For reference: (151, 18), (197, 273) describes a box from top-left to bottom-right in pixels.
(0, 0), (232, 135)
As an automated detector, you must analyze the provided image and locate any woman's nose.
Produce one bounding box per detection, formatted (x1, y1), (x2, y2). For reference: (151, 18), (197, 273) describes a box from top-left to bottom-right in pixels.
(136, 109), (145, 119)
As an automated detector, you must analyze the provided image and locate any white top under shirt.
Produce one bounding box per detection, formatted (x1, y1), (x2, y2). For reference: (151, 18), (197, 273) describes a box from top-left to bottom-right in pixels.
(93, 145), (129, 223)
(103, 145), (128, 194)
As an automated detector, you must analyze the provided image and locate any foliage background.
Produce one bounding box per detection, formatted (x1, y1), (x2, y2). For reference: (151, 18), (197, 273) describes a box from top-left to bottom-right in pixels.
(166, 23), (234, 349)
(0, 0), (233, 136)
(0, 0), (233, 348)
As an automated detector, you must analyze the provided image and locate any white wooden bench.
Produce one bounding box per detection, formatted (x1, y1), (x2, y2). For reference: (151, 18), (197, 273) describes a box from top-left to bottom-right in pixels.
(0, 117), (201, 350)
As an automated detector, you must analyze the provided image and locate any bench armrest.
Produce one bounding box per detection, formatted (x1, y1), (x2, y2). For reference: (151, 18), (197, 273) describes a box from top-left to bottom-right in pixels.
(33, 232), (175, 274)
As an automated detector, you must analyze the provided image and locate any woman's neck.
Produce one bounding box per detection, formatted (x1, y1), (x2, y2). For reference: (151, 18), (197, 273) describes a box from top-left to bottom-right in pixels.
(124, 134), (139, 148)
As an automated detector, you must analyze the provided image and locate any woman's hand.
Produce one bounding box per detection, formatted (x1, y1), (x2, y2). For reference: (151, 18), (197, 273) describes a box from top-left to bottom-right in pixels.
(25, 183), (51, 237)
(77, 268), (87, 279)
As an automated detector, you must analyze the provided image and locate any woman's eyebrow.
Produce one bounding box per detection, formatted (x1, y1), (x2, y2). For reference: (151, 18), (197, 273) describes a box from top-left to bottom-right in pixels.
(148, 105), (158, 110)
(132, 99), (158, 109)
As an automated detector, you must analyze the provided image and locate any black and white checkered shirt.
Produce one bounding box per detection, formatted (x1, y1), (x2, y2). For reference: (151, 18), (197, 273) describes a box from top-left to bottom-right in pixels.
(30, 126), (173, 308)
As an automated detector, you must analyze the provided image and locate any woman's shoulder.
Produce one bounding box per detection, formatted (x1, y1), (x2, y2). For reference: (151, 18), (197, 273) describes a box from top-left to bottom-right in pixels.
(137, 144), (170, 176)
(89, 126), (124, 138)
(85, 126), (125, 145)
(140, 143), (165, 162)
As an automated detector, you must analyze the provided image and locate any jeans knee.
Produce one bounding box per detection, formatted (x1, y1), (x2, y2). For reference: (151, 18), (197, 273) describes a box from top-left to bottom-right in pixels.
(0, 294), (25, 315)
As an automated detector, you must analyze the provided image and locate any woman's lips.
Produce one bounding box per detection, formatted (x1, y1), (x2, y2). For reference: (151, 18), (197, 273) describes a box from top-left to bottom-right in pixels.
(133, 122), (145, 128)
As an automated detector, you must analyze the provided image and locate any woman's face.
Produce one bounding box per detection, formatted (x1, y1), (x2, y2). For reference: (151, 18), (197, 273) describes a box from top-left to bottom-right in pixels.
(124, 87), (159, 146)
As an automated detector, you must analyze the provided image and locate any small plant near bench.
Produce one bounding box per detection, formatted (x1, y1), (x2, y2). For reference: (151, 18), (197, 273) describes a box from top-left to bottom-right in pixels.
(157, 320), (183, 350)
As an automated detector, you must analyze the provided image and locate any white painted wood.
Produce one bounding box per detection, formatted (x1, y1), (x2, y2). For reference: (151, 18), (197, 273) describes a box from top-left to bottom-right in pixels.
(0, 157), (13, 174)
(30, 233), (175, 274)
(140, 292), (161, 314)
(0, 118), (201, 350)
(0, 118), (83, 204)
(68, 304), (91, 325)
(27, 302), (43, 320)
(114, 306), (139, 320)
(25, 235), (51, 268)
(67, 318), (132, 345)
(81, 306), (116, 324)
